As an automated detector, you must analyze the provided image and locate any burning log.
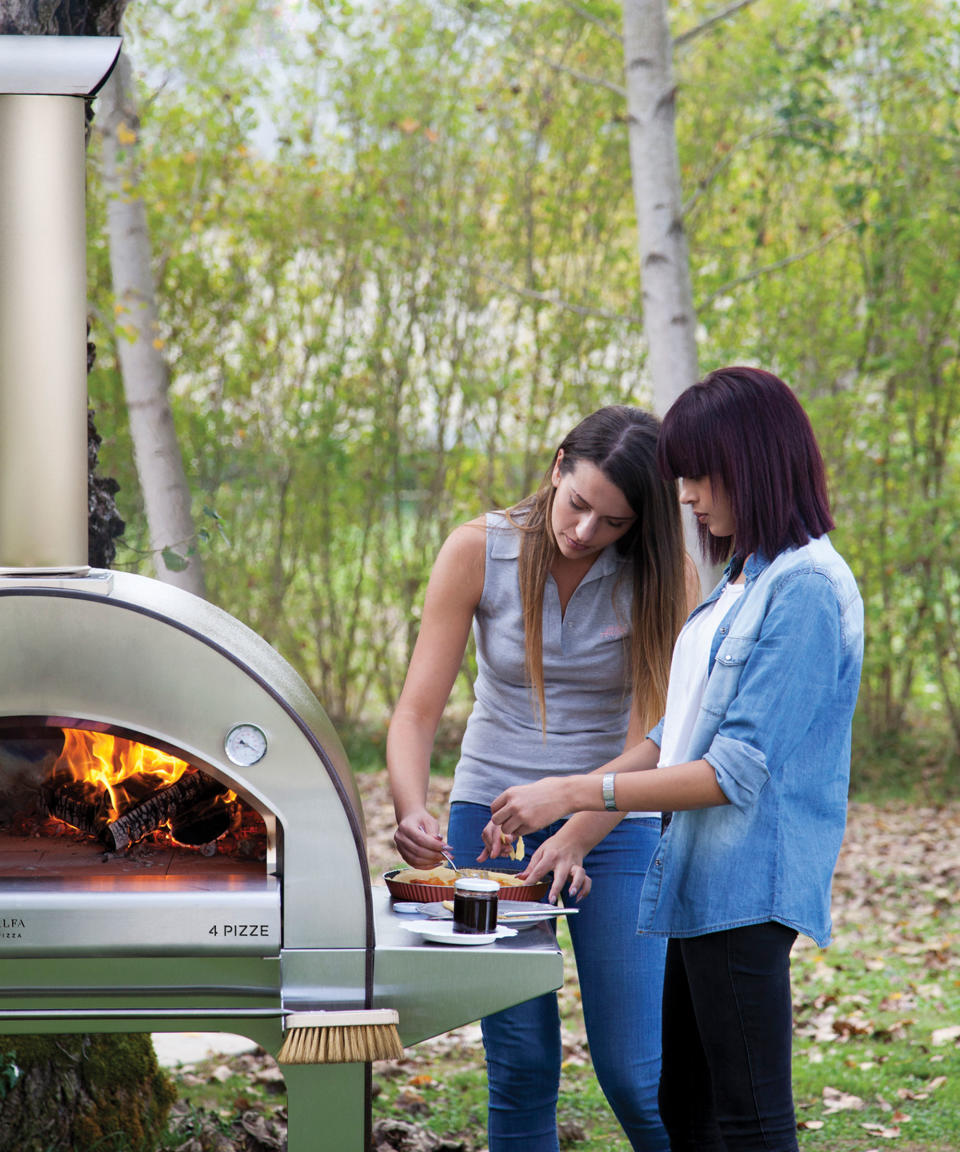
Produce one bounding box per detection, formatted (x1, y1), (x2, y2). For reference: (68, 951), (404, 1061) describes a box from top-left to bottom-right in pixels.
(41, 781), (110, 837)
(103, 773), (229, 852)
(169, 804), (232, 847)
(32, 728), (263, 855)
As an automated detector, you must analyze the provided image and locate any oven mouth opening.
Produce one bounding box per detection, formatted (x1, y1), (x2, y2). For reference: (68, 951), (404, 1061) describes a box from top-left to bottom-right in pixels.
(0, 718), (272, 878)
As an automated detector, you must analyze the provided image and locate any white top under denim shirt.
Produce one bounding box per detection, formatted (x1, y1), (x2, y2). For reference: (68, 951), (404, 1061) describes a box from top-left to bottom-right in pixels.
(640, 534), (864, 946)
(452, 512), (656, 818)
(657, 582), (745, 770)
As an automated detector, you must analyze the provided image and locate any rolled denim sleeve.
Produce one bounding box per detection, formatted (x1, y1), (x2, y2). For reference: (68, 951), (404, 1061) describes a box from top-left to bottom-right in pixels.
(701, 570), (844, 809)
(705, 735), (769, 810)
(646, 717), (665, 747)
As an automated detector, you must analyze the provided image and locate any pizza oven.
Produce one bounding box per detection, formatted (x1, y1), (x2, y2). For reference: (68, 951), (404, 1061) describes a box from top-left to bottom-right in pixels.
(0, 37), (562, 1150)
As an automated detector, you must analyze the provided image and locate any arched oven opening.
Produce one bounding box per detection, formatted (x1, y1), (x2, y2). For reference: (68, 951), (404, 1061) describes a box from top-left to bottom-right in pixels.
(0, 720), (270, 867)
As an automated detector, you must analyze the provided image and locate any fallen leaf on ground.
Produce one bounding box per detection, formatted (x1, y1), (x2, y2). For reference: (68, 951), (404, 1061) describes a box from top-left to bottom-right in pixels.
(823, 1085), (865, 1112)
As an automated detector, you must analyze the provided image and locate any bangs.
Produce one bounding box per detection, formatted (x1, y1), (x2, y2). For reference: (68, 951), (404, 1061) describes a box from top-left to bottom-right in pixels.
(656, 389), (723, 483)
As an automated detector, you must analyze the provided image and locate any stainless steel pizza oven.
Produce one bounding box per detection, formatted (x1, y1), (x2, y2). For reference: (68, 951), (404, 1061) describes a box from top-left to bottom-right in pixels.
(0, 37), (562, 1151)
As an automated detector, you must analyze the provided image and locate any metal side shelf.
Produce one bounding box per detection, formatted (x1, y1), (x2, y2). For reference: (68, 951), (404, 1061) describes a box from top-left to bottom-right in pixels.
(369, 886), (563, 1047)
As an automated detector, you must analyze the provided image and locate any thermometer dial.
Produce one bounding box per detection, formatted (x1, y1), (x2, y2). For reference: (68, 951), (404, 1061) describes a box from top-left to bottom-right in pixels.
(224, 723), (268, 767)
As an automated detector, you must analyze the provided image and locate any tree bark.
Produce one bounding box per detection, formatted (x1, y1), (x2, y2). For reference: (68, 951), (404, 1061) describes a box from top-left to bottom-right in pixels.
(0, 1034), (176, 1152)
(97, 49), (207, 596)
(0, 7), (174, 1145)
(621, 0), (711, 590)
(622, 0), (698, 405)
(0, 1), (128, 36)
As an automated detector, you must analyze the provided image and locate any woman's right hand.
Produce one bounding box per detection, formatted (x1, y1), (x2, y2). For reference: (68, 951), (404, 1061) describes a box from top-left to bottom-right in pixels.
(393, 808), (448, 869)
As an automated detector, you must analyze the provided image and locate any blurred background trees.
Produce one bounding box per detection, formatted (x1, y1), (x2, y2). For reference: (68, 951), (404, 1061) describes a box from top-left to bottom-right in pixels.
(84, 0), (960, 789)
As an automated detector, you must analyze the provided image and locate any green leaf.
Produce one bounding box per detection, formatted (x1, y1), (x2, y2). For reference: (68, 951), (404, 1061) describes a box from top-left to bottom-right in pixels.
(161, 547), (189, 572)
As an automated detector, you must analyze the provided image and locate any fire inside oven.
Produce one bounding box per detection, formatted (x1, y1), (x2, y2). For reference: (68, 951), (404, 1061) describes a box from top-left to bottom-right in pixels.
(0, 724), (268, 857)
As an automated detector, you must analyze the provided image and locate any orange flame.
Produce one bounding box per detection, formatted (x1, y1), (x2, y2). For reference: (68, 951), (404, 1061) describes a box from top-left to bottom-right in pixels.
(55, 729), (190, 822)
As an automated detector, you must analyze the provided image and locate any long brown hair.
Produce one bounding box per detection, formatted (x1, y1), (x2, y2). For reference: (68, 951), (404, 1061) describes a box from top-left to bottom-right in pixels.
(507, 406), (687, 734)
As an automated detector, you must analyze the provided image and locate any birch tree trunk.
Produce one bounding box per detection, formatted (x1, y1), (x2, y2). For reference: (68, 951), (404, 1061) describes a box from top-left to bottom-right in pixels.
(621, 0), (710, 590)
(97, 50), (206, 596)
(622, 0), (698, 406)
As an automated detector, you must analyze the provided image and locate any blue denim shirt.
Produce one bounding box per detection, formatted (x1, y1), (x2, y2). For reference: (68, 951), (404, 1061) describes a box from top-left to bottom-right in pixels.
(638, 534), (863, 946)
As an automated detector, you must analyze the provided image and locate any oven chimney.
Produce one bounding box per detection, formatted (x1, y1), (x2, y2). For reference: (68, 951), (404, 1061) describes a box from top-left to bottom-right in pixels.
(0, 36), (121, 571)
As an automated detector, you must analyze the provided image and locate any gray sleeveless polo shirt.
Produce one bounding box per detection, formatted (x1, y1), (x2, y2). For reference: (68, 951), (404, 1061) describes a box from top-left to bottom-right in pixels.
(450, 512), (636, 808)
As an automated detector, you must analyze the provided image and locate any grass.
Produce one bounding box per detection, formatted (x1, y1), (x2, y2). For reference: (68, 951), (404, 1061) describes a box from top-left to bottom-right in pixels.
(370, 921), (632, 1151)
(161, 931), (960, 1151)
(155, 1055), (286, 1150)
(154, 894), (958, 1152)
(789, 938), (960, 1150)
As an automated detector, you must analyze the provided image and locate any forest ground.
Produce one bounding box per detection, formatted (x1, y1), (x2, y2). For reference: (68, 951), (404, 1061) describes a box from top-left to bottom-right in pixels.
(162, 777), (960, 1151)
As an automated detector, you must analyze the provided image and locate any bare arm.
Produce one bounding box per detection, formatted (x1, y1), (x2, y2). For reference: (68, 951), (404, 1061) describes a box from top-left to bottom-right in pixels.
(387, 519), (485, 867)
(490, 739), (728, 838)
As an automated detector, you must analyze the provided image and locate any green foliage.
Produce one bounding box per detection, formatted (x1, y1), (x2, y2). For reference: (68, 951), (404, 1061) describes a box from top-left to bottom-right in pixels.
(673, 0), (960, 772)
(343, 718), (461, 777)
(84, 0), (960, 777)
(89, 0), (647, 724)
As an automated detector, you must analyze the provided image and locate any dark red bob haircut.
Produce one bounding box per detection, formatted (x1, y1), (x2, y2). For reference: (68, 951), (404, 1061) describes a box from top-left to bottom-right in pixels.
(657, 366), (835, 566)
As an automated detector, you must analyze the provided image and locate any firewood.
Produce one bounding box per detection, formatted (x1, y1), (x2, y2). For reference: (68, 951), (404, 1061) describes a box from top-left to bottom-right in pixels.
(170, 804), (231, 846)
(103, 773), (227, 851)
(40, 780), (109, 836)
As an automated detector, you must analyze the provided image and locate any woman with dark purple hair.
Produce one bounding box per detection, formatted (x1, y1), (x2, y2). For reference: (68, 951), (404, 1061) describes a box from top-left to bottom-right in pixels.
(488, 367), (864, 1151)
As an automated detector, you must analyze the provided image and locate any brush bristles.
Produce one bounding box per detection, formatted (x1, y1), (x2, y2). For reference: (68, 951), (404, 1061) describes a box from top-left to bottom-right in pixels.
(278, 1022), (404, 1065)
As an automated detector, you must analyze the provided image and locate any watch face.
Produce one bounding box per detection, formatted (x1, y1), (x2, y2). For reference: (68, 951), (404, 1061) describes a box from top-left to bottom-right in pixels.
(224, 723), (268, 766)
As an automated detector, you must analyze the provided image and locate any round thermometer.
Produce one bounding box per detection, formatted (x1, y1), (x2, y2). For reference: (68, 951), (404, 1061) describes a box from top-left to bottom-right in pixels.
(224, 723), (268, 766)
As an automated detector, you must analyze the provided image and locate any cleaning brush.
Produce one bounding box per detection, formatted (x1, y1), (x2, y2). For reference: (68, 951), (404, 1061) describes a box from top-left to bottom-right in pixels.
(278, 1008), (403, 1065)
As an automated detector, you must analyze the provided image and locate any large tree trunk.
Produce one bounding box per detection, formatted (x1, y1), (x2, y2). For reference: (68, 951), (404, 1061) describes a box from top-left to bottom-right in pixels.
(0, 1034), (176, 1152)
(621, 0), (710, 590)
(97, 49), (207, 595)
(0, 5), (175, 1145)
(0, 1), (128, 38)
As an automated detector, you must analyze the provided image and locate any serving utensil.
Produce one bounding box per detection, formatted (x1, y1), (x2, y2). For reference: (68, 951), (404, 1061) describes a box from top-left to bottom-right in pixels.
(428, 899), (578, 922)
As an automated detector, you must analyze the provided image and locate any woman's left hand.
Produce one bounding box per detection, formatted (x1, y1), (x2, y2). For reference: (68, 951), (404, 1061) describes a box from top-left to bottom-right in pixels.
(490, 776), (572, 837)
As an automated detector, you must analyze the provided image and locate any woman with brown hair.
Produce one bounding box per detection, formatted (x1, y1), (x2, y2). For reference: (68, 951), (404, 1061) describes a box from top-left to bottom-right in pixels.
(388, 405), (694, 1152)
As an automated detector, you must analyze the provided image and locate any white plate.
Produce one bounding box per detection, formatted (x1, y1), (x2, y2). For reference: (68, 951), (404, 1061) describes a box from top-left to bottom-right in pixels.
(402, 919), (518, 946)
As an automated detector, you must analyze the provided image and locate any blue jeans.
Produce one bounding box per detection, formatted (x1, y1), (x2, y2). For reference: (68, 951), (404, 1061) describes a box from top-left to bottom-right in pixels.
(447, 802), (669, 1152)
(658, 922), (799, 1151)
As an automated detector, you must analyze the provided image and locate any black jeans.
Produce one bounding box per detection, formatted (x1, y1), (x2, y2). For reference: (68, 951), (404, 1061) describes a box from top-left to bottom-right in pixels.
(658, 922), (799, 1152)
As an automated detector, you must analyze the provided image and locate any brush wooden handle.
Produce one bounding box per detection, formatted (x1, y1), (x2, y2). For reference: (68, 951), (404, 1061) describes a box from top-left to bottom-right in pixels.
(283, 1008), (399, 1030)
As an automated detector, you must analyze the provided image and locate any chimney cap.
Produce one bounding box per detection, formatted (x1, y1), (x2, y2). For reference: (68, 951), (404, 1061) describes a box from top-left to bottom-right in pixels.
(0, 35), (121, 97)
